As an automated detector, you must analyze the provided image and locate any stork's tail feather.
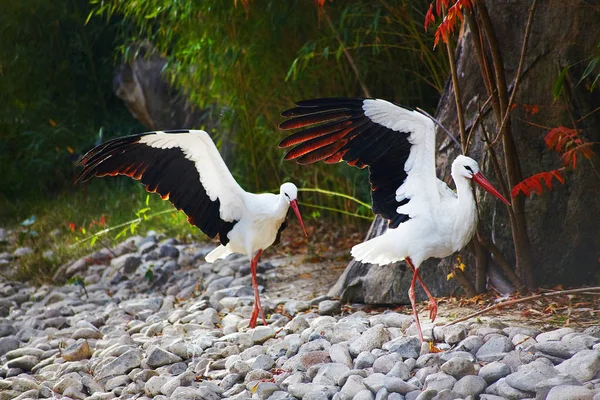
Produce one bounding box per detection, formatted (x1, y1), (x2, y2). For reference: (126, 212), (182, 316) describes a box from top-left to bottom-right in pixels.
(351, 236), (403, 266)
(205, 245), (233, 263)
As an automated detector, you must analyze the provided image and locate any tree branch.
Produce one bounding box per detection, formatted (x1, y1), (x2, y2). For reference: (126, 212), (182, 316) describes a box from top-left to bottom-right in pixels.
(444, 286), (600, 327)
(492, 0), (538, 146)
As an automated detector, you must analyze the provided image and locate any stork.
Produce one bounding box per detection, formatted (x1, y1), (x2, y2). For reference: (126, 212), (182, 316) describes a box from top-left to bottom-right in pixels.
(278, 98), (510, 343)
(76, 129), (308, 328)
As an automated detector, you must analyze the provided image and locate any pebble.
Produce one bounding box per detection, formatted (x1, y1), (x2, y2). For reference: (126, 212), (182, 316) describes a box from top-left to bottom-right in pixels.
(0, 231), (597, 400)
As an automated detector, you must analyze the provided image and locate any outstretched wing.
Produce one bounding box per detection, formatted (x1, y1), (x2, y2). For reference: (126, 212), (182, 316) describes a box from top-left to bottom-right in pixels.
(77, 130), (246, 244)
(279, 97), (439, 228)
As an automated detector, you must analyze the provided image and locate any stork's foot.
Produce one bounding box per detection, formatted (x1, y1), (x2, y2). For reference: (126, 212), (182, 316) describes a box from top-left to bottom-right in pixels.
(249, 301), (267, 328)
(427, 297), (438, 322)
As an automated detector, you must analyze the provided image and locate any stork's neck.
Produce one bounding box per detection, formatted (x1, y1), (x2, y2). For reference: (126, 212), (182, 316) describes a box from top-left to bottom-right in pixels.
(276, 193), (291, 217)
(451, 173), (478, 251)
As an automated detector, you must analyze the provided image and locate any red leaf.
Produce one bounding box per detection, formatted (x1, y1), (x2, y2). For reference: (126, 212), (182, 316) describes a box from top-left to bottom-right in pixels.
(511, 170), (565, 198)
(544, 126), (580, 153)
(424, 3), (435, 30)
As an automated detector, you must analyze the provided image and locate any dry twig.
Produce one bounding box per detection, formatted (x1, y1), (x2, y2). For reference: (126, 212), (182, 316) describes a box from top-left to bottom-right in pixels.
(444, 286), (600, 327)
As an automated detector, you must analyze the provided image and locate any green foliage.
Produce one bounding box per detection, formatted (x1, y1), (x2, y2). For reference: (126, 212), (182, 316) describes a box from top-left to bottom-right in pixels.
(0, 181), (198, 284)
(88, 0), (446, 216)
(0, 0), (142, 199)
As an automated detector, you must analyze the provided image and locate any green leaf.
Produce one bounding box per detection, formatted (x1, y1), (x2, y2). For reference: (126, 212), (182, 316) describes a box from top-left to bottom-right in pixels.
(578, 57), (599, 85)
(553, 66), (570, 101)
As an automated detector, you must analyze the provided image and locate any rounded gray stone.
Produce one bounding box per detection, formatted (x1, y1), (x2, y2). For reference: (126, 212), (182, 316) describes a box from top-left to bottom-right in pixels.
(384, 376), (419, 395)
(349, 325), (389, 358)
(547, 385), (593, 400)
(478, 361), (510, 384)
(440, 357), (475, 379)
(453, 375), (487, 397)
(318, 300), (342, 316)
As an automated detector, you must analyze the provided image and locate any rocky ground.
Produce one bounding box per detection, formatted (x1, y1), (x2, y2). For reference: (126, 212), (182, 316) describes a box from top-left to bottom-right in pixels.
(0, 228), (599, 400)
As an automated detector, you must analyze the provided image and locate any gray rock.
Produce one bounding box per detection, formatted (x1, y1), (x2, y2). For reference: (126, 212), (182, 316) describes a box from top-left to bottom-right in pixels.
(120, 297), (162, 315)
(95, 349), (142, 380)
(374, 353), (403, 374)
(0, 337), (19, 356)
(252, 354), (275, 371)
(455, 336), (484, 354)
(105, 375), (131, 391)
(547, 385), (593, 400)
(536, 327), (574, 342)
(329, 343), (353, 368)
(287, 383), (337, 398)
(424, 372), (456, 392)
(384, 376), (419, 395)
(453, 375), (487, 397)
(319, 300), (342, 316)
(170, 386), (207, 399)
(340, 375), (368, 399)
(431, 389), (460, 400)
(555, 349), (600, 382)
(414, 389), (437, 400)
(349, 325), (389, 357)
(0, 324), (16, 338)
(491, 377), (532, 399)
(10, 377), (38, 392)
(62, 339), (92, 361)
(364, 373), (387, 393)
(253, 326), (276, 344)
(354, 389), (376, 400)
(313, 363), (350, 386)
(375, 387), (389, 400)
(478, 361), (511, 384)
(5, 347), (43, 359)
(504, 360), (558, 392)
(534, 374), (583, 399)
(146, 346), (183, 367)
(444, 325), (468, 345)
(54, 372), (84, 394)
(440, 357), (475, 379)
(355, 351), (378, 369)
(385, 336), (421, 359)
(386, 361), (410, 381)
(476, 336), (513, 360)
(583, 326), (600, 338)
(284, 300), (310, 315)
(111, 254), (142, 274)
(6, 355), (38, 371)
(533, 341), (577, 359)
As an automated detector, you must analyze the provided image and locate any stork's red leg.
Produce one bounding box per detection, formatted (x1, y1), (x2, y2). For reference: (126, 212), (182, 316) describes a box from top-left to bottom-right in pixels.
(407, 266), (424, 343)
(249, 249), (267, 328)
(405, 257), (438, 322)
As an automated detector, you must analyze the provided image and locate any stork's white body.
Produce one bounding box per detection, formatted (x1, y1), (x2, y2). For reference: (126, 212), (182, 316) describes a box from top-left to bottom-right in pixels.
(352, 167), (478, 267)
(206, 192), (290, 262)
(78, 129), (307, 329)
(279, 96), (510, 343)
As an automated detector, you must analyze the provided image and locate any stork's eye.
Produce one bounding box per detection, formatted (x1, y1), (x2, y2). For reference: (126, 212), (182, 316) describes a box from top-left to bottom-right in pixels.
(285, 193), (290, 199)
(464, 165), (473, 173)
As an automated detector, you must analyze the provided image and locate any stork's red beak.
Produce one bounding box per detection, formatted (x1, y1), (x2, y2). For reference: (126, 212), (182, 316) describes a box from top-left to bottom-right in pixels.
(472, 172), (511, 206)
(290, 199), (308, 237)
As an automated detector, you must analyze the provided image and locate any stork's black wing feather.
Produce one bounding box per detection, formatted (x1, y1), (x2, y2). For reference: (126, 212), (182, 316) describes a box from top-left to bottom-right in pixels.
(278, 98), (417, 228)
(76, 130), (238, 245)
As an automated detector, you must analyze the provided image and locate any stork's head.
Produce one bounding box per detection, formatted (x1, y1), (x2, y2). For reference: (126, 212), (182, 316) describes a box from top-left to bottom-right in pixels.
(452, 155), (511, 206)
(280, 182), (308, 236)
(280, 182), (298, 202)
(452, 155), (481, 178)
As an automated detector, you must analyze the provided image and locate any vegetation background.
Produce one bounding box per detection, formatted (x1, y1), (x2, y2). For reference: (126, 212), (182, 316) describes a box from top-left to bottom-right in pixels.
(0, 0), (598, 291)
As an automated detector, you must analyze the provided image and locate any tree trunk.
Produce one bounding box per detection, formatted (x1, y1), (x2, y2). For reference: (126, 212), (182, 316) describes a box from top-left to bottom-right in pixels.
(330, 0), (600, 304)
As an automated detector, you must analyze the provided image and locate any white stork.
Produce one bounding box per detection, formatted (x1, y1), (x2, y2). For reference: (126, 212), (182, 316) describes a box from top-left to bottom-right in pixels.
(278, 98), (510, 343)
(76, 129), (308, 328)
